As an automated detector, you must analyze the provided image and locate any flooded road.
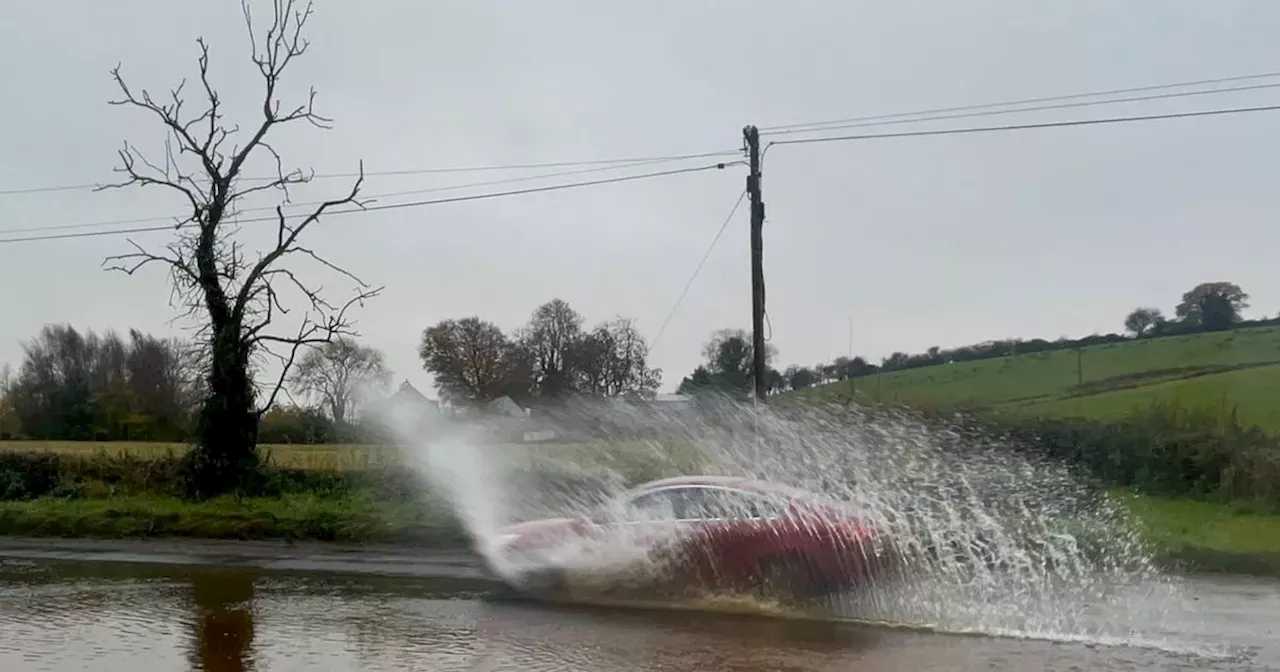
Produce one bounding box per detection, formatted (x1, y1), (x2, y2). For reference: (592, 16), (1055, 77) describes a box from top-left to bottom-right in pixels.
(0, 559), (1275, 671)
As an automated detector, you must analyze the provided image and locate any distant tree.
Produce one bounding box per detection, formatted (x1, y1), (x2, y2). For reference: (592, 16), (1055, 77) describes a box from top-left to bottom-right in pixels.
(704, 329), (753, 395)
(765, 367), (786, 394)
(1124, 307), (1165, 337)
(570, 317), (662, 397)
(830, 357), (854, 381)
(785, 366), (817, 390)
(1175, 282), (1249, 331)
(5, 325), (196, 441)
(677, 328), (778, 399)
(419, 318), (530, 404)
(0, 364), (16, 438)
(518, 299), (585, 400)
(676, 366), (714, 395)
(850, 356), (877, 376)
(288, 337), (391, 424)
(257, 403), (334, 444)
(882, 351), (911, 371)
(122, 329), (202, 438)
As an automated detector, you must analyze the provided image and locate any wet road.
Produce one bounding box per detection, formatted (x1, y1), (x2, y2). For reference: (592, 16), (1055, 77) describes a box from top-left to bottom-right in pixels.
(0, 558), (1275, 671)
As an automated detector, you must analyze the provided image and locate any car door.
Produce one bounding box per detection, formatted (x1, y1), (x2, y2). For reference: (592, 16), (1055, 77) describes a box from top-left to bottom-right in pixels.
(677, 487), (791, 586)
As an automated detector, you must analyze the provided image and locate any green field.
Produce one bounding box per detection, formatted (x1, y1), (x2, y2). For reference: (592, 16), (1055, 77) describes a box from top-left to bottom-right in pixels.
(0, 441), (403, 472)
(803, 326), (1280, 432)
(0, 439), (704, 483)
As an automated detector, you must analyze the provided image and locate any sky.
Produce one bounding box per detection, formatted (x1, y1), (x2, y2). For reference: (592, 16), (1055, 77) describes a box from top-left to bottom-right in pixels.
(3, 0), (1280, 399)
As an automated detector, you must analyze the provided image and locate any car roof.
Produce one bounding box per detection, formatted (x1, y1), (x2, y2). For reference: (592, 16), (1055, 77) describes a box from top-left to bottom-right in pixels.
(631, 474), (804, 497)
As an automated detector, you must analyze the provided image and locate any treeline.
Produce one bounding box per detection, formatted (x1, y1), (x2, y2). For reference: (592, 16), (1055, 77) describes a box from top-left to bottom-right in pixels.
(0, 324), (394, 444)
(0, 297), (664, 444)
(771, 280), (1277, 393)
(418, 298), (661, 405)
(0, 325), (200, 441)
(676, 328), (783, 398)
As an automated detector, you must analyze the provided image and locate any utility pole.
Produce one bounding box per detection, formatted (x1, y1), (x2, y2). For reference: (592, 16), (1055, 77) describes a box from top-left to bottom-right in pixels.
(744, 125), (767, 402)
(848, 317), (856, 398)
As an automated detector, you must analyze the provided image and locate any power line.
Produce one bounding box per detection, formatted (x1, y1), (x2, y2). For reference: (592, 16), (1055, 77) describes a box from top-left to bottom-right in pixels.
(0, 156), (719, 236)
(766, 103), (1280, 149)
(0, 149), (741, 197)
(761, 80), (1280, 136)
(0, 161), (742, 245)
(650, 189), (748, 350)
(758, 69), (1280, 134)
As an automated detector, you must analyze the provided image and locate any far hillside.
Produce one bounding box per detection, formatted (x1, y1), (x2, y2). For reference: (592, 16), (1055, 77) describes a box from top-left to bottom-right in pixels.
(799, 326), (1280, 433)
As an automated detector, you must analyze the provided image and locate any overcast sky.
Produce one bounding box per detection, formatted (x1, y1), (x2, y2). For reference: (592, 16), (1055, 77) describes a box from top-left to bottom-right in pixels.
(3, 1), (1280, 398)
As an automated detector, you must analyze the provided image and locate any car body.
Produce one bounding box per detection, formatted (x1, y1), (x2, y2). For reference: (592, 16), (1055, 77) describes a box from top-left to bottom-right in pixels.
(483, 475), (900, 601)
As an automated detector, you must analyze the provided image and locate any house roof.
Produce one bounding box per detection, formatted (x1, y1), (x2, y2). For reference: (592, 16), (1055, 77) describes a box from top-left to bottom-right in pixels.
(389, 380), (435, 406)
(486, 395), (525, 415)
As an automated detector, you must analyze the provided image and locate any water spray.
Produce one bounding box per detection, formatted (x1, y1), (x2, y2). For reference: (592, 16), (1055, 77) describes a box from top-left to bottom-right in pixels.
(378, 394), (1189, 643)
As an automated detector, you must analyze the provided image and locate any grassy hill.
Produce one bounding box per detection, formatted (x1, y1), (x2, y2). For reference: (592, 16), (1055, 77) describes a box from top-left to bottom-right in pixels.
(800, 326), (1280, 433)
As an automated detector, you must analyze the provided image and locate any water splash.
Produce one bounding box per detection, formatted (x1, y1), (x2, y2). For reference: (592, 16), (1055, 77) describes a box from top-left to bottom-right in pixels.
(385, 395), (1192, 644)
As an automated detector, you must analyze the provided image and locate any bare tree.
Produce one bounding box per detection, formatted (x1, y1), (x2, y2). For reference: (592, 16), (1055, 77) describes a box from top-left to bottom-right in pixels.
(518, 298), (584, 399)
(100, 0), (381, 496)
(571, 317), (661, 397)
(288, 337), (391, 424)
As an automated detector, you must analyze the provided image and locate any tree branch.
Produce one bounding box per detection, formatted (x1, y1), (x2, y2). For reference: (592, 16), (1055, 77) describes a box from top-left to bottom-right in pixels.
(252, 287), (381, 415)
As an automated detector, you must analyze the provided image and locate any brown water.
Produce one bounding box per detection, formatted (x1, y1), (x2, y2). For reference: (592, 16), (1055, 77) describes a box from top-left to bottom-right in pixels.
(0, 559), (1275, 671)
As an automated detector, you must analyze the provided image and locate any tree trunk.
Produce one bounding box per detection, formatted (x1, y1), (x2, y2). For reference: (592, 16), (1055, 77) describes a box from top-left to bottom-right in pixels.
(186, 327), (259, 499)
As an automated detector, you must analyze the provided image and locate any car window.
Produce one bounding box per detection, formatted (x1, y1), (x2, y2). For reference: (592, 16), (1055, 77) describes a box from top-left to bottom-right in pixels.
(621, 488), (685, 521)
(682, 487), (788, 521)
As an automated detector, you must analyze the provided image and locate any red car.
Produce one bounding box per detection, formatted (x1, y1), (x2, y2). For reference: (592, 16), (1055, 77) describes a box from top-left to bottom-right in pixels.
(483, 475), (899, 602)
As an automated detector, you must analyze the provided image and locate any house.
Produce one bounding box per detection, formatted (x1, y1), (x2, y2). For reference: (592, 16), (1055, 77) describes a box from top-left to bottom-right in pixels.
(487, 395), (528, 418)
(382, 380), (441, 432)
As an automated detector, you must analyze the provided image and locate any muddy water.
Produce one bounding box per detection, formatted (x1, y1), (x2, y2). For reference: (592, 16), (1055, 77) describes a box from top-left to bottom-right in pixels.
(0, 560), (1274, 671)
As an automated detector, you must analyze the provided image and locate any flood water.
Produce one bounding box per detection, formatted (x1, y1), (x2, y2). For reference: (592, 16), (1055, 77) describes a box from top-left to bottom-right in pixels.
(0, 559), (1275, 671)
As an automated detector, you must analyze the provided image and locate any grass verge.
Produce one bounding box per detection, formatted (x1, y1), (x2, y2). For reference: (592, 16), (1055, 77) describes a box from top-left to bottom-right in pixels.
(1114, 491), (1280, 576)
(0, 494), (467, 545)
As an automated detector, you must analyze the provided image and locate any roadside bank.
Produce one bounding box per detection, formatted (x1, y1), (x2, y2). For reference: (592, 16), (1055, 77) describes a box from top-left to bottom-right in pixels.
(0, 535), (496, 586)
(0, 494), (468, 545)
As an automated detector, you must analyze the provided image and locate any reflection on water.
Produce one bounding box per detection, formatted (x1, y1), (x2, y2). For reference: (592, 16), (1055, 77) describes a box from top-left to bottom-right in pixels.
(0, 559), (1273, 671)
(187, 571), (254, 672)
